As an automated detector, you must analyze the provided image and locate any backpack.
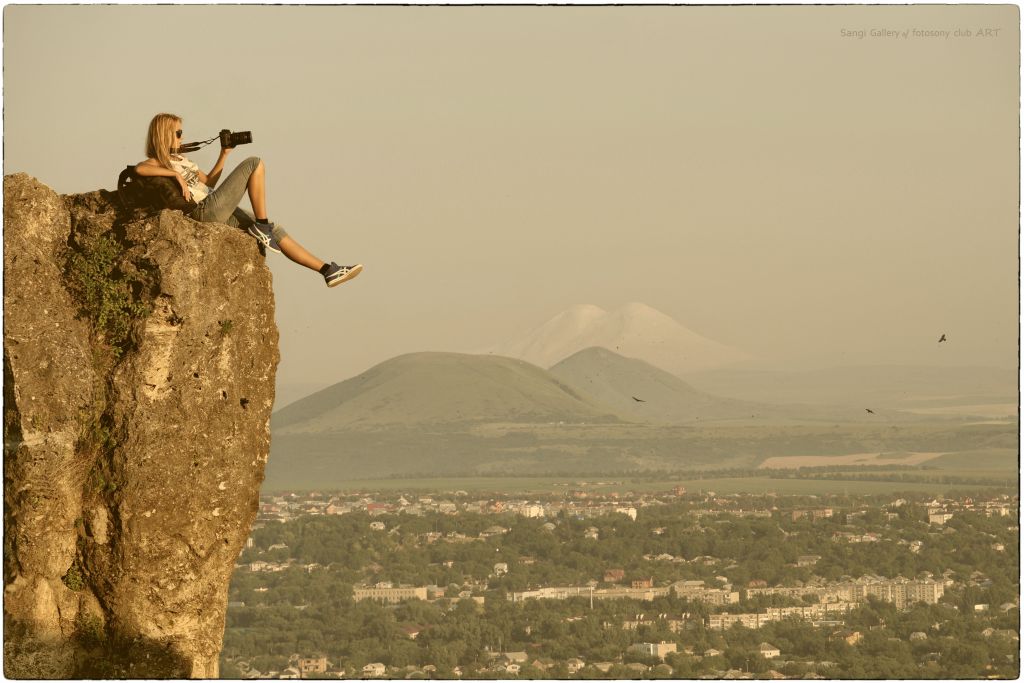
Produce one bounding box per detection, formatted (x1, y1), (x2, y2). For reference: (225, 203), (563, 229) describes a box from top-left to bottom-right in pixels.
(116, 165), (199, 215)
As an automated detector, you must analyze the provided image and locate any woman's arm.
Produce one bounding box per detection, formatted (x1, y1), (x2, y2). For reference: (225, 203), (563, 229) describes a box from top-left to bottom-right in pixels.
(136, 159), (191, 200)
(135, 158), (179, 178)
(199, 148), (232, 188)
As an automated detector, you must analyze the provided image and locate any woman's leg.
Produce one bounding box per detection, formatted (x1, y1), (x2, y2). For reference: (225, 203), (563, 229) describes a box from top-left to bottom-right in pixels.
(277, 236), (325, 272)
(229, 209), (326, 272)
(247, 159), (267, 220)
(196, 157), (263, 224)
(230, 208), (362, 286)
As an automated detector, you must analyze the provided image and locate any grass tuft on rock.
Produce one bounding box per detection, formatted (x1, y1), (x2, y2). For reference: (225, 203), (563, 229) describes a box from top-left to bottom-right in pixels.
(66, 234), (150, 358)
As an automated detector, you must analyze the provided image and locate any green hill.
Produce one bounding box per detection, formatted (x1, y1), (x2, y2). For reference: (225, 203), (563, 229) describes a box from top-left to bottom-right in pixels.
(266, 352), (636, 485)
(548, 347), (923, 424)
(263, 352), (1013, 488)
(271, 351), (621, 433)
(548, 346), (759, 423)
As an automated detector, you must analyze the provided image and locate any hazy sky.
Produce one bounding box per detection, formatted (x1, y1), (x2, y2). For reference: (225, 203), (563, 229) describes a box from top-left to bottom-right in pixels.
(5, 5), (1019, 404)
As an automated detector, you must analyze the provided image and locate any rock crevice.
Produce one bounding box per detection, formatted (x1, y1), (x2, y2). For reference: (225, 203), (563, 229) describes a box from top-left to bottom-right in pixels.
(3, 173), (279, 678)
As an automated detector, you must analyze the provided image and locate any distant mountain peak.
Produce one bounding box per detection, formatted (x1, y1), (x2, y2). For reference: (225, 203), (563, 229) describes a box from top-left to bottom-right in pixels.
(619, 301), (665, 316)
(489, 303), (750, 376)
(565, 303), (608, 316)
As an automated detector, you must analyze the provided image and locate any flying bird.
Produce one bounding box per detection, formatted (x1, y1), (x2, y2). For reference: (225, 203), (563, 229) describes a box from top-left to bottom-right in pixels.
(865, 408), (875, 415)
(938, 334), (946, 343)
(632, 396), (646, 403)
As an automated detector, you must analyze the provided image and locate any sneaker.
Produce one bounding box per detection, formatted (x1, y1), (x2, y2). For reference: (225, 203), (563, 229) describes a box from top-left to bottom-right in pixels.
(324, 262), (363, 288)
(247, 222), (282, 254)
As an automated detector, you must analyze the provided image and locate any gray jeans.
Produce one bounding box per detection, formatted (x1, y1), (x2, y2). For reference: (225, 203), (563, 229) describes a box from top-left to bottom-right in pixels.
(192, 156), (288, 241)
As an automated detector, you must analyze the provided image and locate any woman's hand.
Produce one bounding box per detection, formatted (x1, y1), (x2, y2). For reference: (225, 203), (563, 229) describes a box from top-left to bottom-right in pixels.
(176, 174), (192, 202)
(204, 148), (231, 188)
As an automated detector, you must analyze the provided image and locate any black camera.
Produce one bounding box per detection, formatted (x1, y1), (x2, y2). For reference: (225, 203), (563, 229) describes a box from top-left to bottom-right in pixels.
(220, 129), (253, 149)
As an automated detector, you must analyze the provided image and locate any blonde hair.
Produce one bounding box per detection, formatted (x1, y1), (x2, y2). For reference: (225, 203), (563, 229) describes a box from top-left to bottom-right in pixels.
(145, 113), (182, 170)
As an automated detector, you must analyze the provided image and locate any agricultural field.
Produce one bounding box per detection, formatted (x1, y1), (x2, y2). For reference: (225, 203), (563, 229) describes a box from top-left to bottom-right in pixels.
(279, 473), (1015, 497)
(759, 451), (945, 469)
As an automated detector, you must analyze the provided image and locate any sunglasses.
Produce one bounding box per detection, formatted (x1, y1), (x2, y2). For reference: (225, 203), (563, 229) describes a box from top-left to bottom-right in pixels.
(175, 130), (183, 139)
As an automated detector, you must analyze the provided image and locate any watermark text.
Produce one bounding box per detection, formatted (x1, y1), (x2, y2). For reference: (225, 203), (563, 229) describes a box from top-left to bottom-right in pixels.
(839, 27), (1002, 40)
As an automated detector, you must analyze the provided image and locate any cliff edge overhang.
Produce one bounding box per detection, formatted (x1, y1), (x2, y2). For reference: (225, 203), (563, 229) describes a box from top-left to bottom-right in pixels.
(3, 173), (279, 677)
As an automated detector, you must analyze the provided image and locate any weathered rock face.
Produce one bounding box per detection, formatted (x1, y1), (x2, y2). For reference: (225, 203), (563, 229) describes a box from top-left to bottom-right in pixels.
(3, 173), (279, 677)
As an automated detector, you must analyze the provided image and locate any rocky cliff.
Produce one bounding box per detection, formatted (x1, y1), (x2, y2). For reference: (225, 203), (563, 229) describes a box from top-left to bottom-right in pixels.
(3, 174), (279, 677)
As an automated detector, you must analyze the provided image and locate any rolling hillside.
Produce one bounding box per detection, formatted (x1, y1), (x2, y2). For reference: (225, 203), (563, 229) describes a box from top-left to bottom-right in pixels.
(260, 349), (1013, 488)
(548, 347), (929, 424)
(271, 351), (621, 433)
(548, 346), (760, 423)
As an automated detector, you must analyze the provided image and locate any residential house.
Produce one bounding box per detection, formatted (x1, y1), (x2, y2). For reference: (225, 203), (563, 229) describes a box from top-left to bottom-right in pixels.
(982, 628), (1020, 641)
(353, 586), (428, 603)
(298, 656), (328, 674)
(839, 631), (863, 646)
(566, 658), (586, 674)
(631, 642), (677, 660)
(792, 508), (833, 521)
(615, 506), (638, 520)
(604, 569), (626, 583)
(362, 662), (387, 678)
(520, 504), (545, 518)
(758, 643), (780, 659)
(400, 625), (423, 640)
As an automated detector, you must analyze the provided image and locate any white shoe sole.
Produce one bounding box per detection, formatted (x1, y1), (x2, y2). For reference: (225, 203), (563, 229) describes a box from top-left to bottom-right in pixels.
(247, 225), (281, 253)
(326, 263), (363, 288)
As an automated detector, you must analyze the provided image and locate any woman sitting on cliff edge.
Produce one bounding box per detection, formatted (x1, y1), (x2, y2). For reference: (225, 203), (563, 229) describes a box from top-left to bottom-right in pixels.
(135, 112), (362, 288)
